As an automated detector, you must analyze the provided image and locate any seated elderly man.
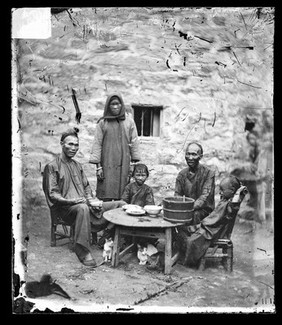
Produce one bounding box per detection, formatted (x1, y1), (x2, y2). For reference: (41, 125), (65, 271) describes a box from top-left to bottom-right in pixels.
(43, 128), (125, 267)
(174, 142), (215, 224)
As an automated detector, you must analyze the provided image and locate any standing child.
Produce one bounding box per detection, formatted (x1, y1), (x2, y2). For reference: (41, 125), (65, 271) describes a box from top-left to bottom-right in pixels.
(122, 163), (157, 256)
(121, 163), (155, 207)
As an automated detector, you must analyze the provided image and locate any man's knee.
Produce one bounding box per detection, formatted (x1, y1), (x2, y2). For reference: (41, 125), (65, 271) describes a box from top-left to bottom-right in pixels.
(72, 203), (90, 217)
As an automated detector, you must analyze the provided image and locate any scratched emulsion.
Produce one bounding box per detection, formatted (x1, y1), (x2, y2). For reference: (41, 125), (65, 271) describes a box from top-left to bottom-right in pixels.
(13, 7), (274, 313)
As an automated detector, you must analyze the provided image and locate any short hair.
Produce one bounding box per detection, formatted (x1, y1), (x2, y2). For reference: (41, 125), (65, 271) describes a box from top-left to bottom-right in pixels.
(227, 175), (241, 190)
(133, 163), (149, 177)
(220, 175), (241, 193)
(186, 142), (203, 155)
(60, 127), (79, 142)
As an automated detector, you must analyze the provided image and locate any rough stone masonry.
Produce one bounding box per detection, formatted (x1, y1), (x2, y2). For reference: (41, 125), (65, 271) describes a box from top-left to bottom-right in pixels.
(13, 7), (273, 219)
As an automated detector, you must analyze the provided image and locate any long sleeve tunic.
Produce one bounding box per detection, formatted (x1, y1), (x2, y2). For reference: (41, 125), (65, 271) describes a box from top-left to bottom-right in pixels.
(174, 163), (215, 215)
(42, 154), (96, 253)
(90, 113), (141, 200)
(43, 154), (93, 209)
(121, 182), (155, 207)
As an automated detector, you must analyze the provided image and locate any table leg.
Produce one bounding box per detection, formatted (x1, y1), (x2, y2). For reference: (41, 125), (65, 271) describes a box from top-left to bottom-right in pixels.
(112, 226), (120, 267)
(164, 228), (172, 274)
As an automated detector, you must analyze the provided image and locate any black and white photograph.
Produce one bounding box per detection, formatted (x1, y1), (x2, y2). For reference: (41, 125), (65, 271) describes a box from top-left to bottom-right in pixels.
(11, 7), (274, 314)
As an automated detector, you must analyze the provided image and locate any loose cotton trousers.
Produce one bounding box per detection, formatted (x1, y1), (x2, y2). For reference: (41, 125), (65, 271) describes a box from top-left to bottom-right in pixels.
(51, 201), (124, 261)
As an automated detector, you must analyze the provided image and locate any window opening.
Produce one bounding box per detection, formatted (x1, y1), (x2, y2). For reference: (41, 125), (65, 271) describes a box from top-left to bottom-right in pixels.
(132, 105), (162, 137)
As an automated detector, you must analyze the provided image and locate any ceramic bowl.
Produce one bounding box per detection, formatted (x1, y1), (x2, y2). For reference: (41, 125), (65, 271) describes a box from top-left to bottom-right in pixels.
(143, 205), (163, 215)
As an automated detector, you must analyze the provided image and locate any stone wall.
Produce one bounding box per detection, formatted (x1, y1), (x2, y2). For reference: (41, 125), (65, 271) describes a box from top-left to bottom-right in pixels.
(13, 7), (274, 212)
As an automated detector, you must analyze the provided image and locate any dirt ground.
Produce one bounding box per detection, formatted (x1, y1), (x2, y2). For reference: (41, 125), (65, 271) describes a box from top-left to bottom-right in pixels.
(14, 204), (275, 314)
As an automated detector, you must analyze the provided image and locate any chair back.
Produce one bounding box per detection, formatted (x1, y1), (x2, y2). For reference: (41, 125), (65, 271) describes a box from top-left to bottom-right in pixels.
(216, 207), (238, 240)
(42, 164), (65, 225)
(213, 190), (248, 241)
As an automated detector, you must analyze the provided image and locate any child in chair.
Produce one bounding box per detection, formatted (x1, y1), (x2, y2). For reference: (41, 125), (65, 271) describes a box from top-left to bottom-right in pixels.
(121, 163), (155, 207)
(175, 175), (247, 267)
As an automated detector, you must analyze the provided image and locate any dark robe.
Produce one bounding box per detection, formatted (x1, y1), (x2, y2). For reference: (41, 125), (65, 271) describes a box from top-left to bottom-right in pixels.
(43, 154), (124, 261)
(89, 93), (141, 200)
(121, 182), (155, 207)
(177, 199), (241, 267)
(174, 163), (215, 224)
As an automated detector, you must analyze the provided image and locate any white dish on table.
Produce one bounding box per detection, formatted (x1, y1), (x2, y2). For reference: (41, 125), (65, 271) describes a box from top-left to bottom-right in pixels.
(122, 204), (143, 211)
(126, 208), (146, 216)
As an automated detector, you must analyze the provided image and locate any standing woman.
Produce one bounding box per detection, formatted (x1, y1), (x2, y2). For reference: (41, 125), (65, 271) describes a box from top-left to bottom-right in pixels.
(89, 93), (141, 201)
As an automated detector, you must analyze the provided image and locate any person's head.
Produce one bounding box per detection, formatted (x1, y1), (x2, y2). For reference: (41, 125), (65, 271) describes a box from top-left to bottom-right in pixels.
(60, 128), (79, 159)
(103, 93), (126, 120)
(219, 175), (241, 200)
(246, 131), (258, 147)
(133, 163), (149, 186)
(185, 142), (203, 169)
(109, 96), (122, 116)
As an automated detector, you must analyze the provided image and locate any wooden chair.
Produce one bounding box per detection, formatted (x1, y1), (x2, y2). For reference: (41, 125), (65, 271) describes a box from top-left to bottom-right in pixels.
(50, 210), (75, 247)
(49, 210), (98, 248)
(198, 188), (247, 272)
(198, 225), (235, 272)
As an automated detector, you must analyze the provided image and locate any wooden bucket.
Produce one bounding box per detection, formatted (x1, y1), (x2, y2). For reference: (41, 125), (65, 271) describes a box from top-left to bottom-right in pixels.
(162, 196), (194, 223)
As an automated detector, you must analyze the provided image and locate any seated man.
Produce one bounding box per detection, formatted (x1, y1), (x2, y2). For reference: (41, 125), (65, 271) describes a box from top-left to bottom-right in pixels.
(174, 142), (215, 224)
(42, 128), (125, 267)
(176, 175), (247, 268)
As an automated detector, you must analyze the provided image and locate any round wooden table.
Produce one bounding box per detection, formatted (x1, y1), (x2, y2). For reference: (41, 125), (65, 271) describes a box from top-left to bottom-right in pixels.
(103, 208), (184, 274)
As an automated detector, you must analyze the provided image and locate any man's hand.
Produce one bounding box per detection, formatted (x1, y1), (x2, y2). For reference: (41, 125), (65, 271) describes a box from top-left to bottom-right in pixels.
(69, 197), (87, 205)
(88, 198), (103, 210)
(88, 198), (103, 218)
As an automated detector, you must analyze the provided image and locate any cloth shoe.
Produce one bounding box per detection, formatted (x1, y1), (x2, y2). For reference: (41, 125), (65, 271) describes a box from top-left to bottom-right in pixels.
(81, 253), (97, 267)
(74, 244), (97, 267)
(81, 258), (97, 267)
